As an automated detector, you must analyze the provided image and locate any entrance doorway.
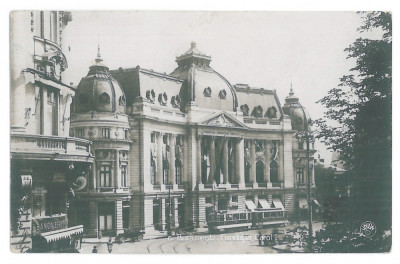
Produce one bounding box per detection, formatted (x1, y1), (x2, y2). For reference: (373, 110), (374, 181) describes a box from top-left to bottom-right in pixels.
(98, 202), (114, 237)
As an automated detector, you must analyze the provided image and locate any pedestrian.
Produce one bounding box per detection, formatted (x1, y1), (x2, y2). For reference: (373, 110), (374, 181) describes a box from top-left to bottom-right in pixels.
(107, 238), (113, 253)
(92, 246), (97, 253)
(258, 232), (263, 246)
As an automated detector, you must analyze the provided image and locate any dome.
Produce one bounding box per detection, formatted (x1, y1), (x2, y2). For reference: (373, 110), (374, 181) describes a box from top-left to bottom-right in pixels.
(170, 42), (238, 111)
(282, 87), (311, 131)
(75, 48), (126, 113)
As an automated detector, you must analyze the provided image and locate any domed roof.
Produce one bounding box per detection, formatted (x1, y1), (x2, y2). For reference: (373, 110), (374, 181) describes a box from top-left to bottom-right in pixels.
(170, 42), (238, 112)
(75, 47), (126, 113)
(282, 86), (311, 131)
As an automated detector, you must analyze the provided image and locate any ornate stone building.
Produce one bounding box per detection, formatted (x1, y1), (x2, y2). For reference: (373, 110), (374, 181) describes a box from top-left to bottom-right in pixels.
(72, 42), (316, 237)
(10, 11), (93, 252)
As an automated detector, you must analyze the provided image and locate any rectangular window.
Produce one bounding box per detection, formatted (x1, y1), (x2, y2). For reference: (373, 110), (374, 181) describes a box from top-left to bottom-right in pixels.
(122, 201), (130, 229)
(100, 165), (112, 187)
(297, 167), (304, 183)
(76, 129), (84, 138)
(151, 132), (156, 143)
(121, 165), (127, 187)
(47, 91), (54, 104)
(298, 142), (304, 150)
(175, 162), (182, 185)
(150, 159), (156, 185)
(231, 196), (238, 203)
(102, 128), (110, 138)
(124, 129), (129, 140)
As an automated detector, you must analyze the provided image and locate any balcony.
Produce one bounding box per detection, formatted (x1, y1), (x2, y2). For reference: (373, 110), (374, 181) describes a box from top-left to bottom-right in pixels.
(95, 187), (130, 194)
(11, 133), (93, 162)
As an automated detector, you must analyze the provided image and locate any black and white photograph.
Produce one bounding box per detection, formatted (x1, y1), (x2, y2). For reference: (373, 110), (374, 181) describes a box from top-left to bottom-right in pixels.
(8, 8), (392, 255)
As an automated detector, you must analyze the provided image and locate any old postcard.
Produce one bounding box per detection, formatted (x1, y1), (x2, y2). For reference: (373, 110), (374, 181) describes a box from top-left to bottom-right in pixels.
(9, 11), (392, 253)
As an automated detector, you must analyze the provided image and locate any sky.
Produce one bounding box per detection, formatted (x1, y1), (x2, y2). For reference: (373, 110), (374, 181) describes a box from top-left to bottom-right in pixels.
(63, 11), (380, 163)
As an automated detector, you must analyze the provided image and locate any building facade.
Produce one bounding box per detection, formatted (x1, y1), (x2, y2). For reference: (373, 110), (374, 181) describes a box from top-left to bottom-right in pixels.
(71, 42), (316, 237)
(10, 11), (93, 252)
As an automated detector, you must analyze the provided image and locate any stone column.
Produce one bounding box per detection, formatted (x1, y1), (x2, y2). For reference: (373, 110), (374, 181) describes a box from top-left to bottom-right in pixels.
(250, 140), (257, 185)
(143, 197), (155, 232)
(235, 138), (245, 188)
(115, 200), (123, 235)
(208, 137), (216, 184)
(92, 161), (97, 190)
(196, 135), (202, 185)
(279, 140), (284, 184)
(161, 198), (166, 231)
(115, 149), (120, 188)
(198, 196), (207, 228)
(222, 138), (229, 184)
(264, 140), (271, 187)
(172, 197), (179, 228)
(156, 132), (163, 185)
(169, 134), (176, 185)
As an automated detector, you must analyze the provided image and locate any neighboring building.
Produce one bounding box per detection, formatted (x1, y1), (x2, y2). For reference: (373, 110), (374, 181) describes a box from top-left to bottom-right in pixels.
(10, 11), (93, 252)
(70, 48), (132, 237)
(71, 42), (316, 237)
(314, 155), (349, 221)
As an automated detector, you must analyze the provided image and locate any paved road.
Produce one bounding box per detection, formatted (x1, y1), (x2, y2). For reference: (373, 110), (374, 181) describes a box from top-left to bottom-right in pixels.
(80, 221), (323, 254)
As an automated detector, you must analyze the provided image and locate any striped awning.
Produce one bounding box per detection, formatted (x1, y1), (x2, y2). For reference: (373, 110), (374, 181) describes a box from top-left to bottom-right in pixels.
(272, 198), (285, 210)
(40, 225), (84, 243)
(245, 200), (256, 211)
(258, 199), (271, 209)
(313, 199), (321, 207)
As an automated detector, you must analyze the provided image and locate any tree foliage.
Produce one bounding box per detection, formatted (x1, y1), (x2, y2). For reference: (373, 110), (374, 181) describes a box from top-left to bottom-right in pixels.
(315, 11), (392, 167)
(314, 222), (391, 253)
(315, 12), (392, 228)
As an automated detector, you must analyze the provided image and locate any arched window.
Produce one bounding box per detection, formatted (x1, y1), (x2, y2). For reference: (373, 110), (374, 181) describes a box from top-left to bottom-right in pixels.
(150, 157), (156, 185)
(245, 160), (251, 183)
(175, 159), (182, 185)
(215, 161), (221, 184)
(201, 156), (208, 184)
(256, 160), (265, 183)
(99, 92), (110, 104)
(270, 160), (279, 183)
(163, 159), (169, 184)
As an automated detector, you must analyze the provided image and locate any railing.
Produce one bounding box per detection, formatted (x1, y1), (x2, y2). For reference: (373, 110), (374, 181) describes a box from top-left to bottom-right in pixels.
(245, 183), (253, 188)
(230, 184), (239, 189)
(258, 182), (267, 188)
(204, 184), (213, 189)
(96, 187), (116, 193)
(37, 138), (66, 149)
(178, 184), (185, 189)
(272, 182), (281, 188)
(11, 133), (92, 160)
(165, 185), (173, 190)
(153, 185), (161, 191)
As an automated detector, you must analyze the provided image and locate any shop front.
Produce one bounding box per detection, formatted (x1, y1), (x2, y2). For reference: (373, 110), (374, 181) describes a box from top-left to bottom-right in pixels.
(31, 214), (83, 253)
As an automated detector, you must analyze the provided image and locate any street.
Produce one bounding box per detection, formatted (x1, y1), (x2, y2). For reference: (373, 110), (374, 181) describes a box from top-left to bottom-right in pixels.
(79, 221), (324, 254)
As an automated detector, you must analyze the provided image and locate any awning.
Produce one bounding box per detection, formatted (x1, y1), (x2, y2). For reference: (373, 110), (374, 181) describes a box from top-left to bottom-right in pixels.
(245, 200), (256, 211)
(258, 199), (271, 209)
(272, 198), (285, 210)
(40, 225), (84, 243)
(299, 198), (308, 209)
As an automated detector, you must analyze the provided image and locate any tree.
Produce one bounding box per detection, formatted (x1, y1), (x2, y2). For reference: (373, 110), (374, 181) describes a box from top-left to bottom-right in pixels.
(315, 12), (392, 230)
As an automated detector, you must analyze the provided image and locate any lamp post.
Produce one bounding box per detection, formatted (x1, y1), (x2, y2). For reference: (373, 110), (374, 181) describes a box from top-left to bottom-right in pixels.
(298, 106), (313, 252)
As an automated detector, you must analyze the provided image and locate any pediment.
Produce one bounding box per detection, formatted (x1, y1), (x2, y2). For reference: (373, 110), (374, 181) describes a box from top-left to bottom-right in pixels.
(200, 112), (247, 128)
